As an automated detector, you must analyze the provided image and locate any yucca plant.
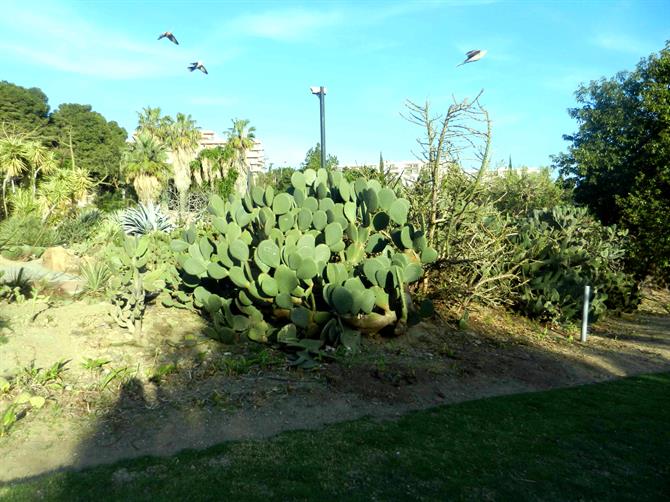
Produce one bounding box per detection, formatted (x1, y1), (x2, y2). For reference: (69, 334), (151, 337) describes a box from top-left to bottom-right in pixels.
(121, 203), (174, 236)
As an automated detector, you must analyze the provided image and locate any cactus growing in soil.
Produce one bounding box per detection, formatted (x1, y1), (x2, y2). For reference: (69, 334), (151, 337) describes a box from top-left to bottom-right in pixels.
(108, 235), (178, 334)
(168, 168), (437, 355)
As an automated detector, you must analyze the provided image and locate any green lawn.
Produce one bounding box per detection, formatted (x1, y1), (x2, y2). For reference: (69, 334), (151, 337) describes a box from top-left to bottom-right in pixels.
(2, 373), (669, 501)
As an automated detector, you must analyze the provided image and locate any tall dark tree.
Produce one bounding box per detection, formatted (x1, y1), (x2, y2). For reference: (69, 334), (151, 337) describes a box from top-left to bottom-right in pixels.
(301, 143), (338, 171)
(0, 81), (50, 135)
(554, 42), (670, 281)
(49, 104), (128, 187)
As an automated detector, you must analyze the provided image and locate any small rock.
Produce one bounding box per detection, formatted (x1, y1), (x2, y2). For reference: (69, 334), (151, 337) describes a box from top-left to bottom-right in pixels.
(41, 247), (80, 273)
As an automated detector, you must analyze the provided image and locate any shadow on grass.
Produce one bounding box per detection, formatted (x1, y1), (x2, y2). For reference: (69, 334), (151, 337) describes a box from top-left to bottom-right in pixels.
(2, 303), (670, 497)
(4, 372), (670, 501)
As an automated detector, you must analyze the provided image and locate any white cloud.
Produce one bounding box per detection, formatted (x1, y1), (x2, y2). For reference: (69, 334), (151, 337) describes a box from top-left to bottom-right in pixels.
(227, 8), (343, 42)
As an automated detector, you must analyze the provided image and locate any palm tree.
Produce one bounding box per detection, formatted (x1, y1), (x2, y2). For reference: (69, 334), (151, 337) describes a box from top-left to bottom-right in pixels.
(136, 107), (168, 142)
(121, 133), (170, 205)
(191, 146), (232, 187)
(161, 113), (200, 217)
(0, 131), (55, 216)
(225, 118), (256, 192)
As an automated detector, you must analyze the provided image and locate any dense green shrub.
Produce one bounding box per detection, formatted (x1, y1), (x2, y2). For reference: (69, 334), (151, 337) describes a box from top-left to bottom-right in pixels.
(486, 167), (569, 218)
(0, 214), (57, 249)
(513, 205), (638, 322)
(55, 209), (103, 244)
(167, 168), (436, 360)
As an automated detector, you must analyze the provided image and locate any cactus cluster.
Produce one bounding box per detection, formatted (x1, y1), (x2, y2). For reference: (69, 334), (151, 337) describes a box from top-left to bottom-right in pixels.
(108, 235), (178, 334)
(168, 168), (437, 355)
(514, 205), (638, 322)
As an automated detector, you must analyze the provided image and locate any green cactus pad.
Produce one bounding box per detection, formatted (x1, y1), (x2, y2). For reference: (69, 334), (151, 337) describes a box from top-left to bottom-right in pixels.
(344, 201), (357, 222)
(421, 247), (438, 263)
(363, 189), (379, 212)
(277, 213), (294, 232)
(389, 198), (409, 225)
(170, 239), (189, 252)
(326, 262), (347, 285)
(318, 197), (335, 213)
(303, 196), (319, 212)
(235, 205), (252, 227)
(183, 257), (207, 277)
(264, 185), (274, 206)
(312, 210), (327, 230)
(324, 222), (343, 247)
(358, 288), (376, 314)
(331, 286), (354, 314)
(353, 178), (367, 199)
(291, 171), (306, 190)
(338, 179), (351, 201)
(272, 193), (293, 215)
(404, 263), (423, 283)
(287, 251), (303, 271)
(257, 239), (280, 268)
(365, 233), (388, 253)
(297, 257), (318, 280)
(293, 187), (306, 206)
(290, 306), (310, 328)
(194, 286), (210, 306)
(297, 208), (313, 230)
(303, 168), (317, 185)
(229, 266), (250, 288)
(225, 222), (242, 243)
(315, 243), (331, 263)
(345, 242), (365, 264)
(208, 194), (226, 216)
(377, 188), (396, 211)
(275, 265), (299, 294)
(260, 275), (279, 296)
(251, 186), (265, 206)
(184, 225), (197, 244)
(400, 226), (413, 249)
(207, 262), (228, 280)
(198, 238), (214, 260)
(232, 315), (250, 332)
(229, 240), (249, 262)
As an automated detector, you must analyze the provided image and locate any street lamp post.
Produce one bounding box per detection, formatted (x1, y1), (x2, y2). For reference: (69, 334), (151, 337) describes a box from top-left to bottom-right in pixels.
(310, 86), (327, 170)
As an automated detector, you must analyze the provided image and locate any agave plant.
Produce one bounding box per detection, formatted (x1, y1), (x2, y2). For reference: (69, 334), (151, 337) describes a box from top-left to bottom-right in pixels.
(121, 203), (174, 236)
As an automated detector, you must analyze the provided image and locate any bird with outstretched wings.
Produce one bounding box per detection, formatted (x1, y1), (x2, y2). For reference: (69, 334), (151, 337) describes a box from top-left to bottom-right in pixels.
(158, 31), (179, 45)
(188, 61), (208, 74)
(457, 49), (487, 67)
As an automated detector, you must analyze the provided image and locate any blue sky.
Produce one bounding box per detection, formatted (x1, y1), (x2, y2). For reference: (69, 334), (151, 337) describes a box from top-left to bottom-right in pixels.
(1, 0), (668, 169)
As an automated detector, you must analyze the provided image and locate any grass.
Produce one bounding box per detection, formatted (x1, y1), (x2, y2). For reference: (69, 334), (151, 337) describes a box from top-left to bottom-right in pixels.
(2, 373), (669, 501)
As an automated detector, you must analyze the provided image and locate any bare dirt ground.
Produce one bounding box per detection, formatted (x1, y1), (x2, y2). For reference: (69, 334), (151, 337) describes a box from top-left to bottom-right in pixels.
(1, 287), (669, 483)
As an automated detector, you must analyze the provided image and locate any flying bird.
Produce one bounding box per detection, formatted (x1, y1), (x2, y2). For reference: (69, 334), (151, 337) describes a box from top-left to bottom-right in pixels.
(188, 61), (208, 74)
(457, 49), (487, 67)
(158, 31), (179, 45)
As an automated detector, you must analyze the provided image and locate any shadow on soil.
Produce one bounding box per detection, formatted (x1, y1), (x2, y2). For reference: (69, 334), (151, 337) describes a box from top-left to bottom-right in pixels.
(3, 298), (670, 491)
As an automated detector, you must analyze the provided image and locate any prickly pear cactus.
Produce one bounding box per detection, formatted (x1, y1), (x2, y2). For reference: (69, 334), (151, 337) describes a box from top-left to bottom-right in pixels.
(169, 168), (437, 356)
(108, 235), (178, 334)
